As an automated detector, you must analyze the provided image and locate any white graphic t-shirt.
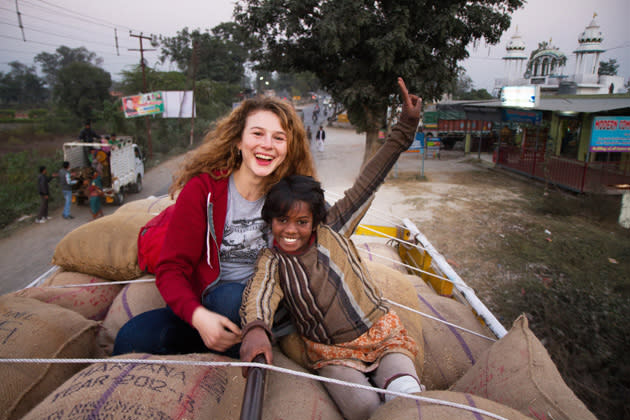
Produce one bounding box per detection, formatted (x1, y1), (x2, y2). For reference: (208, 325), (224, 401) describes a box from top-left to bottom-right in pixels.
(216, 175), (270, 286)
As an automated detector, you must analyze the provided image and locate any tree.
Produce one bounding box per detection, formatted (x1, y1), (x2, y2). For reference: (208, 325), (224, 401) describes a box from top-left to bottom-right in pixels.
(119, 65), (189, 94)
(0, 61), (47, 105)
(451, 68), (494, 100)
(159, 23), (256, 85)
(598, 59), (619, 76)
(53, 62), (111, 121)
(235, 0), (524, 159)
(35, 46), (102, 89)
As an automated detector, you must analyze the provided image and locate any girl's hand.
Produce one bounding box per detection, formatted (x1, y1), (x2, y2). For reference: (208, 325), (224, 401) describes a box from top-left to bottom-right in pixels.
(397, 77), (422, 123)
(240, 326), (273, 377)
(191, 306), (242, 352)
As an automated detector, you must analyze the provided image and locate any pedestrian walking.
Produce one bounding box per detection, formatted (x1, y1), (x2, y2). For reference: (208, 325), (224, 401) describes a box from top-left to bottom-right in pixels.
(306, 125), (313, 144)
(58, 161), (78, 219)
(35, 166), (55, 224)
(316, 125), (326, 152)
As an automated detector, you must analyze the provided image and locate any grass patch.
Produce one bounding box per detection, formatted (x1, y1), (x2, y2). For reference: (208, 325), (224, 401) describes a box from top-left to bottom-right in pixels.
(490, 194), (630, 420)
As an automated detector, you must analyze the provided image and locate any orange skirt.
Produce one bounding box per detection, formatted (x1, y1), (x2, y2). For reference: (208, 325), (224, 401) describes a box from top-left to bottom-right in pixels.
(302, 310), (418, 371)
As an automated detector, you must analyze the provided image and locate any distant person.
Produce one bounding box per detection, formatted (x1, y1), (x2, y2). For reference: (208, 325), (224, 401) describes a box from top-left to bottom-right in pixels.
(315, 125), (326, 152)
(88, 170), (104, 220)
(108, 133), (121, 149)
(58, 161), (78, 220)
(78, 120), (100, 143)
(306, 125), (313, 144)
(35, 165), (55, 224)
(79, 120), (100, 162)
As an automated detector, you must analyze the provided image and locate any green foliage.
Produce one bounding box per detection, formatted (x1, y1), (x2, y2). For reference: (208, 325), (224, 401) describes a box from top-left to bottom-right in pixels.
(28, 109), (48, 118)
(0, 61), (47, 105)
(159, 23), (255, 84)
(598, 59), (619, 76)
(118, 66), (189, 95)
(35, 46), (102, 89)
(0, 150), (63, 228)
(235, 0), (524, 134)
(53, 62), (112, 121)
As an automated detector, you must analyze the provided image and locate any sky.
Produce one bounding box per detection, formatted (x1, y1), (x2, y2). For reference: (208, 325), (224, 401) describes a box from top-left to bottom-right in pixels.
(0, 0), (628, 92)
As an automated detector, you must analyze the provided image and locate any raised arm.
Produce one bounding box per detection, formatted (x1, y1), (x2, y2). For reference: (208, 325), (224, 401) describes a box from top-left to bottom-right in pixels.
(326, 77), (422, 236)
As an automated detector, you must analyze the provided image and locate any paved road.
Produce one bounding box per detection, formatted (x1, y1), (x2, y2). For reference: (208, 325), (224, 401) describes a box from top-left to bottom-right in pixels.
(0, 154), (186, 294)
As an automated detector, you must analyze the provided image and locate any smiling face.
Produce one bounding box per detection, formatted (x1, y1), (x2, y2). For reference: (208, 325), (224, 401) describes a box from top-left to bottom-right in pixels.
(237, 110), (288, 181)
(271, 200), (314, 254)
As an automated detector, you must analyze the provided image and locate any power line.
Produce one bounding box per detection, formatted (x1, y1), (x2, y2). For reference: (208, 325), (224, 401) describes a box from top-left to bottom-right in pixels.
(0, 20), (134, 49)
(32, 0), (132, 30)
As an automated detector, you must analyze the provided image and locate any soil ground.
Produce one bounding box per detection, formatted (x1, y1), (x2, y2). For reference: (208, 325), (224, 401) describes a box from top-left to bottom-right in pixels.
(1, 124), (627, 419)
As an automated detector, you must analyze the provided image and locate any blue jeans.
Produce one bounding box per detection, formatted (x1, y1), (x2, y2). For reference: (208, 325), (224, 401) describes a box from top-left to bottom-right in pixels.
(62, 190), (72, 217)
(113, 283), (245, 358)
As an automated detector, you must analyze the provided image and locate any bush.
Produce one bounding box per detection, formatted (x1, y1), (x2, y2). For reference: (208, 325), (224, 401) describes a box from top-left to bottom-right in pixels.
(0, 150), (63, 228)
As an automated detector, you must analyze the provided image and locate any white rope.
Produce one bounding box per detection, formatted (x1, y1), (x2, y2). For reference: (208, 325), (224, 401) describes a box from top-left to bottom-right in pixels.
(0, 357), (507, 420)
(384, 298), (496, 342)
(355, 224), (429, 252)
(357, 247), (476, 293)
(47, 278), (155, 289)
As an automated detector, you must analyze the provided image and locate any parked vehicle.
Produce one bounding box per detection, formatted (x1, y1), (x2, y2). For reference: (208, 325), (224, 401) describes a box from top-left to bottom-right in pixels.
(63, 137), (144, 206)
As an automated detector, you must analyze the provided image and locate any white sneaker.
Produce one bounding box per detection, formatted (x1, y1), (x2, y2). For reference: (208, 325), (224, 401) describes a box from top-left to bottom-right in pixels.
(35, 218), (46, 224)
(45, 216), (52, 220)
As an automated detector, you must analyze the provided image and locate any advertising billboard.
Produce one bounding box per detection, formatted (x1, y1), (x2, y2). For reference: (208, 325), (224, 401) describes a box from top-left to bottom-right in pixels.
(123, 92), (165, 118)
(590, 116), (630, 152)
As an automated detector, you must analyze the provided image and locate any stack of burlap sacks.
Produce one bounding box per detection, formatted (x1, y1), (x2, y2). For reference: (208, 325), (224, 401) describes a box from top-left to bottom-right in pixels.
(0, 196), (597, 420)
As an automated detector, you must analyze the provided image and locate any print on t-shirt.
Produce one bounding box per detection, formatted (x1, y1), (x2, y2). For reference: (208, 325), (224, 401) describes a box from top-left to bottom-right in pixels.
(220, 217), (269, 264)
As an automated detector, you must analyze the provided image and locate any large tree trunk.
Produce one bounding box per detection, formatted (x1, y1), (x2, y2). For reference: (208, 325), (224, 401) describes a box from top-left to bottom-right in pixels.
(362, 128), (382, 165)
(362, 107), (384, 165)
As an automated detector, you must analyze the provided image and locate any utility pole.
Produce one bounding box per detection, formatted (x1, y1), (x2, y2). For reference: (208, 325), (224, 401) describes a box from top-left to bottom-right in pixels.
(189, 41), (198, 146)
(129, 32), (156, 158)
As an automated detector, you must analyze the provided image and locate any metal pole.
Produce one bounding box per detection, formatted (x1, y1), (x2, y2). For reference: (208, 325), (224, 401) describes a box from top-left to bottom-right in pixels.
(189, 41), (198, 146)
(240, 354), (267, 420)
(477, 128), (482, 160)
(130, 32), (156, 159)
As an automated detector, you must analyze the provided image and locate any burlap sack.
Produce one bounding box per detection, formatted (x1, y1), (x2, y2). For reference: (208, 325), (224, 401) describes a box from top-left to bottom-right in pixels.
(418, 292), (495, 390)
(369, 390), (531, 420)
(52, 212), (155, 281)
(22, 353), (245, 420)
(356, 241), (407, 272)
(263, 348), (344, 419)
(0, 296), (100, 420)
(280, 260), (425, 380)
(115, 195), (175, 215)
(10, 271), (122, 321)
(451, 314), (597, 420)
(97, 278), (165, 355)
(364, 260), (436, 297)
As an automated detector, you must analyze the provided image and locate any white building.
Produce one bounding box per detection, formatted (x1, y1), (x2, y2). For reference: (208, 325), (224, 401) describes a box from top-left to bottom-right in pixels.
(494, 14), (626, 96)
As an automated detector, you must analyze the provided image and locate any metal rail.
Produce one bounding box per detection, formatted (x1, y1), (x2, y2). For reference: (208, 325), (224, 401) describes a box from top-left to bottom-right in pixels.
(240, 354), (267, 420)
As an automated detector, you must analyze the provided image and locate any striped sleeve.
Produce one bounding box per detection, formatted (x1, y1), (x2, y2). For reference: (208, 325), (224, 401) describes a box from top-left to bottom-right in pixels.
(240, 249), (284, 331)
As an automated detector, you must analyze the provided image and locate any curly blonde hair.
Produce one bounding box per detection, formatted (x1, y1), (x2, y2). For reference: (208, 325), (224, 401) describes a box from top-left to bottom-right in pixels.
(170, 96), (316, 197)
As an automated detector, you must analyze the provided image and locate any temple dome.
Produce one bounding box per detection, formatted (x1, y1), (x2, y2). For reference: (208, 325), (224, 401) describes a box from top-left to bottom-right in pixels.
(575, 14), (604, 53)
(503, 28), (528, 60)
